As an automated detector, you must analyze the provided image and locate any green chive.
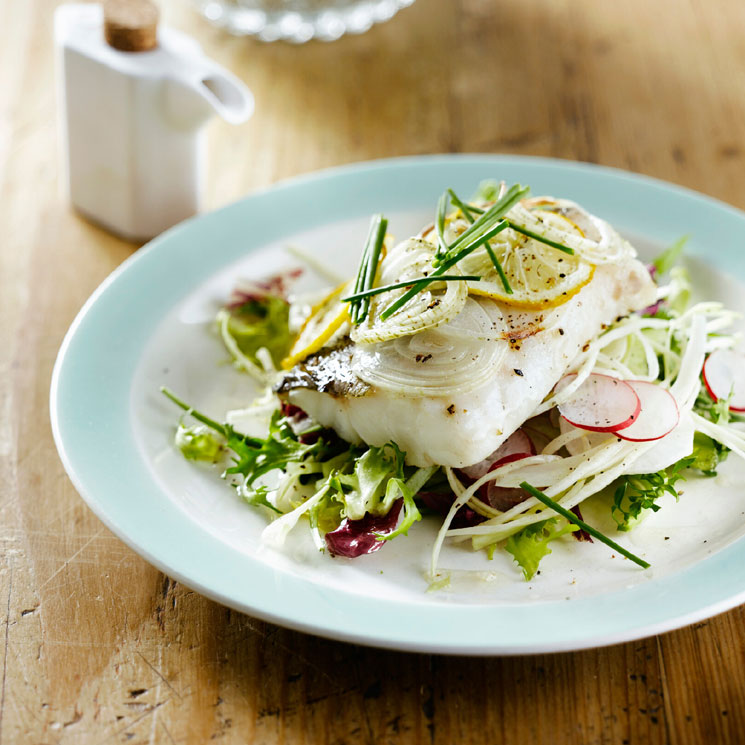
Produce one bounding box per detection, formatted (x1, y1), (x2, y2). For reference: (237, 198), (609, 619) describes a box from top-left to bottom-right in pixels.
(435, 184), (528, 267)
(350, 239), (368, 323)
(484, 242), (512, 294)
(449, 188), (513, 292)
(447, 188), (476, 224)
(519, 482), (651, 569)
(342, 275), (481, 303)
(435, 191), (449, 258)
(378, 184), (526, 320)
(350, 214), (387, 324)
(506, 221), (575, 255)
(453, 199), (575, 255)
(445, 220), (510, 264)
(160, 387), (235, 439)
(379, 220), (510, 321)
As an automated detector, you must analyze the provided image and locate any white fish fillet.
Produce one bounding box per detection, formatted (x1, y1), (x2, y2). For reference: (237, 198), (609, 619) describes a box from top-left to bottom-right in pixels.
(279, 258), (656, 468)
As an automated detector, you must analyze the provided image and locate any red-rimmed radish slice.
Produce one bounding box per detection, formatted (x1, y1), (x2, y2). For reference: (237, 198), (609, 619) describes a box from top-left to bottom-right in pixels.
(557, 373), (641, 433)
(615, 381), (679, 442)
(459, 429), (535, 480)
(481, 452), (535, 512)
(703, 348), (745, 411)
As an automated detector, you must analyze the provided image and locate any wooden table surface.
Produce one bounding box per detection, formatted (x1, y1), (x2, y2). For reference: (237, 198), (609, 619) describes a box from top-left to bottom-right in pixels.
(3, 0), (745, 742)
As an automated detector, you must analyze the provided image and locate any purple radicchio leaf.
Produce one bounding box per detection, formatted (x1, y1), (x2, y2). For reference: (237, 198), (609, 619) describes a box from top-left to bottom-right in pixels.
(418, 491), (486, 529)
(279, 401), (326, 444)
(226, 268), (303, 308)
(641, 264), (662, 316)
(570, 505), (593, 542)
(325, 499), (404, 558)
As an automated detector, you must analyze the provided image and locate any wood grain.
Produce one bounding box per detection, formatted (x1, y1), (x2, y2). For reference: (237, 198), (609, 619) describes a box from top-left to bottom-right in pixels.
(2, 0), (745, 742)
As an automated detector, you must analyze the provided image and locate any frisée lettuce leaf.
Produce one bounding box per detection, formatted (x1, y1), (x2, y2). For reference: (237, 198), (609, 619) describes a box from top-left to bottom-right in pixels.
(162, 387), (429, 555)
(222, 295), (293, 366)
(175, 423), (223, 462)
(505, 518), (578, 580)
(611, 457), (693, 531)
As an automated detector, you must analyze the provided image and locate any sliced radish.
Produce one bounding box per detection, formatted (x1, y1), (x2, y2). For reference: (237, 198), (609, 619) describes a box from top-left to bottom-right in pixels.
(615, 381), (679, 442)
(557, 373), (641, 433)
(703, 348), (745, 411)
(481, 452), (535, 512)
(459, 429), (535, 480)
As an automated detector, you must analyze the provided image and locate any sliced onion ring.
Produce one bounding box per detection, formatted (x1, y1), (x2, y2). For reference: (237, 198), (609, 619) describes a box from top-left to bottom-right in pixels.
(351, 298), (507, 396)
(508, 201), (634, 265)
(351, 237), (469, 344)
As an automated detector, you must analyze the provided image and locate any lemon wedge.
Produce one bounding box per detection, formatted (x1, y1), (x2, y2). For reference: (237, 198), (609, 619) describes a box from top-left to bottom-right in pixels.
(461, 211), (594, 309)
(281, 282), (351, 369)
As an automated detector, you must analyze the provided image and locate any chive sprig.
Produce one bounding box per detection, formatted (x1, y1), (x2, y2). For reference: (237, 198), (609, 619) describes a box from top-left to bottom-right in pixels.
(519, 482), (650, 569)
(342, 275), (481, 303)
(344, 182), (577, 325)
(444, 191), (576, 256)
(350, 214), (387, 325)
(379, 220), (512, 320)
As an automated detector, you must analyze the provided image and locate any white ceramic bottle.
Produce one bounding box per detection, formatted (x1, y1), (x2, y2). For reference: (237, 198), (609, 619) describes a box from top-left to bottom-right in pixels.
(55, 2), (254, 242)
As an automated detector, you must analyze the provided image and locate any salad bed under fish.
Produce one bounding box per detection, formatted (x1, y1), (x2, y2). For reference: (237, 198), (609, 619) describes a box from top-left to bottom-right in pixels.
(163, 181), (745, 582)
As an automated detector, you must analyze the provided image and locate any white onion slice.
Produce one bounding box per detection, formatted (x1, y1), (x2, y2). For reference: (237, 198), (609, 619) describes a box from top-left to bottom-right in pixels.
(351, 298), (507, 396)
(703, 348), (745, 411)
(378, 237), (434, 284)
(557, 373), (641, 432)
(508, 201), (634, 265)
(351, 237), (469, 344)
(616, 381), (679, 442)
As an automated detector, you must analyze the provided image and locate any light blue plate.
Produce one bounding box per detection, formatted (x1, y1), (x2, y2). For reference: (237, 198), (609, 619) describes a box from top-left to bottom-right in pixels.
(51, 155), (745, 654)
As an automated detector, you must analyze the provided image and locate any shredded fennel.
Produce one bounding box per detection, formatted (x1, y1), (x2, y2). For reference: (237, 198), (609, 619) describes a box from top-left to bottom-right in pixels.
(428, 306), (736, 573)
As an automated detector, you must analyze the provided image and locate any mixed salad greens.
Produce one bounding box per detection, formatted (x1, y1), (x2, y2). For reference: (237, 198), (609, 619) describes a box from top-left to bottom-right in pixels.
(163, 181), (745, 583)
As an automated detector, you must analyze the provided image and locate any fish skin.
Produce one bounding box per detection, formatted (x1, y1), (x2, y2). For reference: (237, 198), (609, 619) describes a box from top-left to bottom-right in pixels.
(278, 258), (657, 468)
(277, 343), (370, 398)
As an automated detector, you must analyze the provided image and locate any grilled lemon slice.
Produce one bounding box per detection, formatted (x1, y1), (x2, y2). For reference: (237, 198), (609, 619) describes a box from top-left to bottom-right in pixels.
(460, 211), (594, 309)
(281, 282), (351, 369)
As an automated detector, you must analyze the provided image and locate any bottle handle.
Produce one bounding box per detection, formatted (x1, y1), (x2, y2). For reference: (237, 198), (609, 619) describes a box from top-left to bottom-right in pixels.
(192, 60), (254, 125)
(166, 58), (254, 127)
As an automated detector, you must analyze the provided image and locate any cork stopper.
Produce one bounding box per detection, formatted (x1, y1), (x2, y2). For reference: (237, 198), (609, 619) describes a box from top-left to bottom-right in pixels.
(103, 0), (159, 52)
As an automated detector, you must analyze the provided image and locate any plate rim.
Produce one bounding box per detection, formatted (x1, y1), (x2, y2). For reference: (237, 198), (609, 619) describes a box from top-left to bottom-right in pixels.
(50, 153), (745, 655)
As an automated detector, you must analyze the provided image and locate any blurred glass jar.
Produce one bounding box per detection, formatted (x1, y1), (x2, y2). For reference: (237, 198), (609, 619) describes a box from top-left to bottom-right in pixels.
(193, 0), (415, 43)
